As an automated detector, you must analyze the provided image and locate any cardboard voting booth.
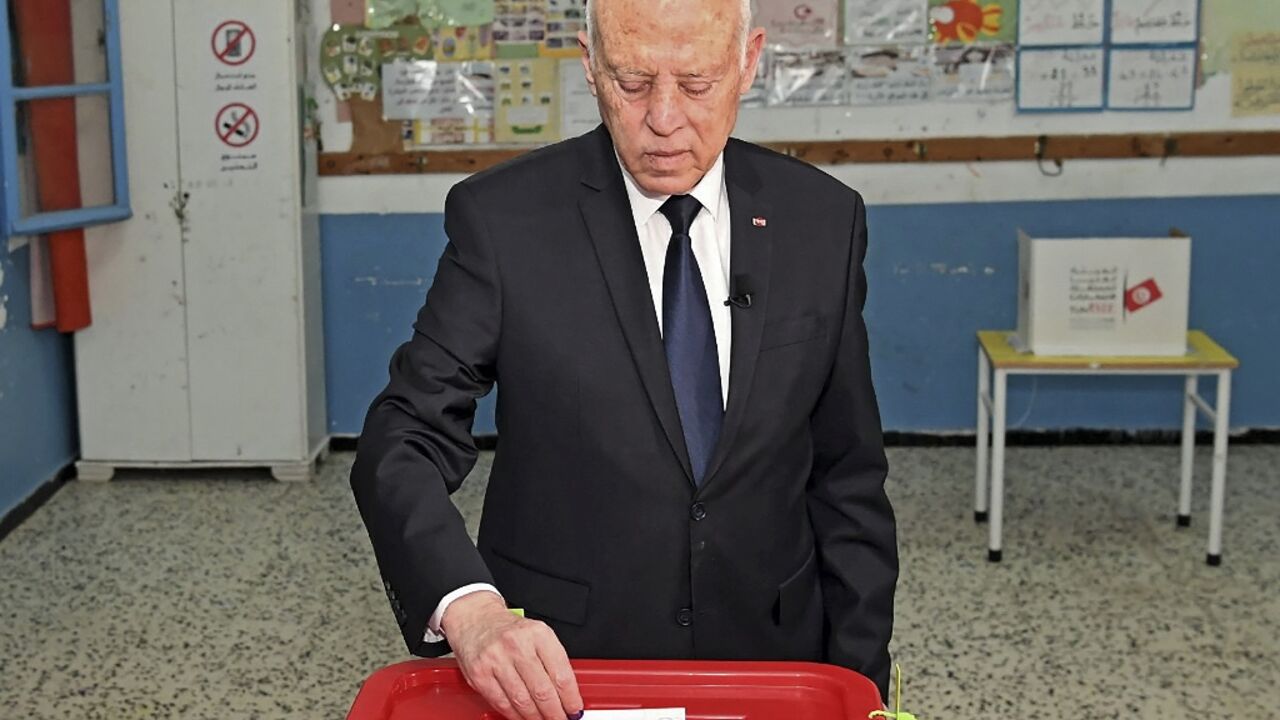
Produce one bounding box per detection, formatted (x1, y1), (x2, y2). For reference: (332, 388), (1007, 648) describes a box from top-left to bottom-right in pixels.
(1014, 231), (1192, 356)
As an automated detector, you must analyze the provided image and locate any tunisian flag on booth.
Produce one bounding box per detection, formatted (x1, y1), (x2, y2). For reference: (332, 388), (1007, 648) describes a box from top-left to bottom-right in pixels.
(1125, 278), (1164, 313)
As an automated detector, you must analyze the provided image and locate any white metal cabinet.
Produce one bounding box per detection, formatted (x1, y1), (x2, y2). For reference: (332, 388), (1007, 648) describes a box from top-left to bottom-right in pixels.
(76, 0), (326, 481)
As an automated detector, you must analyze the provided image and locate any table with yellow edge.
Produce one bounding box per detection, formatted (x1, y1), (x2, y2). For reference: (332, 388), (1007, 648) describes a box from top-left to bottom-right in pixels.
(975, 331), (1240, 566)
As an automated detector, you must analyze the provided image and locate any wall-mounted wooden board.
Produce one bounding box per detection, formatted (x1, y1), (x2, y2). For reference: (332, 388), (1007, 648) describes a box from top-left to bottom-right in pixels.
(319, 131), (1280, 176)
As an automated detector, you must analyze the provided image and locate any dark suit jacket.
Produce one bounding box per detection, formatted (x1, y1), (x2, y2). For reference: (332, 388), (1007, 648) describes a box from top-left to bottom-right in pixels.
(351, 125), (898, 697)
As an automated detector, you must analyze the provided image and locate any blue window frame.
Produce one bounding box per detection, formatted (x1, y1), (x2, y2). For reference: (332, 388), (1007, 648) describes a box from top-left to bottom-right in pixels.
(0, 0), (130, 236)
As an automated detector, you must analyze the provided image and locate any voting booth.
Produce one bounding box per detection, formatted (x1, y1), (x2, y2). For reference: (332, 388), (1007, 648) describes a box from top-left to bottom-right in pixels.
(1013, 230), (1192, 357)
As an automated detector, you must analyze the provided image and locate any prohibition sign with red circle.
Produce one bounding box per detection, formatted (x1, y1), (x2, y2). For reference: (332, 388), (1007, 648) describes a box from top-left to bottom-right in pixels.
(212, 20), (256, 66)
(216, 103), (260, 148)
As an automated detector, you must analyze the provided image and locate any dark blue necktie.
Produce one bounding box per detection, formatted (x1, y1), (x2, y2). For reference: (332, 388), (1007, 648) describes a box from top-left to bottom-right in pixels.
(660, 194), (722, 486)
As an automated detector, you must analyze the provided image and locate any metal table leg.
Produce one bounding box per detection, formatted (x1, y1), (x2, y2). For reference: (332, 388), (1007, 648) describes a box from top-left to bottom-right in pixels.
(1178, 374), (1197, 528)
(988, 369), (1007, 562)
(976, 348), (990, 524)
(1207, 370), (1231, 566)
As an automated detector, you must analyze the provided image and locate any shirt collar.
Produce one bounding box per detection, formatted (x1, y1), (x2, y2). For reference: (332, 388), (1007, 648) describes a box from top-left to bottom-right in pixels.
(617, 151), (725, 228)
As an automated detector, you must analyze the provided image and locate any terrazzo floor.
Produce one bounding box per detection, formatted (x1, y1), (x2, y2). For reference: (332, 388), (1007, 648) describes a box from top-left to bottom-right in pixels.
(1, 445), (1277, 718)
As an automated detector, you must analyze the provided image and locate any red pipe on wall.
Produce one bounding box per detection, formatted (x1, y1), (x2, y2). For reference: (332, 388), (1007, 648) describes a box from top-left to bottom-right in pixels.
(13, 0), (93, 332)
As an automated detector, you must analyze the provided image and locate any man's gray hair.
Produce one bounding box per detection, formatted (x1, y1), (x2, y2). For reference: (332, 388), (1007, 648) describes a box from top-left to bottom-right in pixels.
(584, 0), (754, 68)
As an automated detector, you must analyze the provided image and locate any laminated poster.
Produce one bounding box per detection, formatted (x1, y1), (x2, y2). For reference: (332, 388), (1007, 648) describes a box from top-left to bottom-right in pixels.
(417, 0), (496, 27)
(846, 45), (931, 105)
(433, 24), (495, 61)
(542, 0), (586, 57)
(932, 42), (1016, 101)
(1110, 0), (1199, 45)
(365, 0), (419, 29)
(929, 0), (1019, 44)
(768, 50), (849, 106)
(844, 0), (929, 45)
(1231, 32), (1280, 117)
(757, 0), (840, 49)
(494, 0), (547, 58)
(1107, 46), (1197, 110)
(367, 0), (496, 29)
(1016, 46), (1105, 110)
(381, 59), (495, 121)
(1017, 0), (1104, 46)
(494, 57), (560, 142)
(322, 25), (433, 102)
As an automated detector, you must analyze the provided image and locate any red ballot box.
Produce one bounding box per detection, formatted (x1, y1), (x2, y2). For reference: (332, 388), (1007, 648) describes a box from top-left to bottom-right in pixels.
(347, 658), (883, 720)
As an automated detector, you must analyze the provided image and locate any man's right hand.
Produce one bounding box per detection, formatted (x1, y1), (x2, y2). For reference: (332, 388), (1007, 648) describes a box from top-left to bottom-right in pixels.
(442, 591), (585, 720)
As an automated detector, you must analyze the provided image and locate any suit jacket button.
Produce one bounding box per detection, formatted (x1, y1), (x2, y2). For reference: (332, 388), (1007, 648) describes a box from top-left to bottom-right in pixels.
(676, 608), (693, 627)
(690, 503), (707, 521)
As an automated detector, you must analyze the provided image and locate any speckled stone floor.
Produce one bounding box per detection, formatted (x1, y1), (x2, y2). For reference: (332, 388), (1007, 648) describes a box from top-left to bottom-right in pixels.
(1, 445), (1277, 718)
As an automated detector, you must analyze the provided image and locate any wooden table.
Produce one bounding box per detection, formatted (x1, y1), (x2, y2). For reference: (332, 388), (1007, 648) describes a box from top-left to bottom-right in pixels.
(975, 331), (1240, 565)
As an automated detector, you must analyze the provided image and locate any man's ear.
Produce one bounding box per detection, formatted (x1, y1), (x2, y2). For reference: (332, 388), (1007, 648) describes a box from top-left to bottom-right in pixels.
(738, 27), (766, 96)
(578, 30), (598, 97)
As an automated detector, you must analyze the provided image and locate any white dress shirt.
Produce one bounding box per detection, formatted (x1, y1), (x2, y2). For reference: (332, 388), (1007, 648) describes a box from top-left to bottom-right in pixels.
(621, 151), (733, 406)
(425, 152), (734, 644)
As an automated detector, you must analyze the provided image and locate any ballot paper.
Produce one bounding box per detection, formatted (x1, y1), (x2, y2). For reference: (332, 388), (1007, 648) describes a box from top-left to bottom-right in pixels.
(582, 710), (685, 720)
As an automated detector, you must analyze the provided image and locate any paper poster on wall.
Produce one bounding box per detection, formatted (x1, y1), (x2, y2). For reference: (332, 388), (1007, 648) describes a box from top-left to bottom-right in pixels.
(757, 0), (839, 49)
(1110, 0), (1199, 45)
(1230, 32), (1280, 116)
(494, 58), (559, 142)
(558, 58), (599, 137)
(417, 0), (496, 28)
(365, 0), (419, 29)
(494, 0), (547, 57)
(844, 0), (929, 45)
(932, 43), (1015, 101)
(1231, 30), (1280, 67)
(1107, 46), (1196, 110)
(433, 25), (494, 60)
(846, 45), (930, 105)
(1232, 63), (1280, 117)
(381, 59), (494, 120)
(542, 0), (586, 57)
(1201, 3), (1280, 76)
(929, 0), (1018, 44)
(768, 50), (849, 105)
(410, 112), (495, 145)
(1017, 0), (1104, 46)
(1016, 46), (1104, 110)
(322, 25), (432, 102)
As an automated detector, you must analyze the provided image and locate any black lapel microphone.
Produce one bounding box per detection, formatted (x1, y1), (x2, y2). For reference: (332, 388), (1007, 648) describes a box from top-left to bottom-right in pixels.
(725, 274), (754, 309)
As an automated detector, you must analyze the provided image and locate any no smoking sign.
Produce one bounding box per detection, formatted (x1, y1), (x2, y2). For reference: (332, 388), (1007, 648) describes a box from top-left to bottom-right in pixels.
(216, 103), (260, 148)
(212, 20), (256, 66)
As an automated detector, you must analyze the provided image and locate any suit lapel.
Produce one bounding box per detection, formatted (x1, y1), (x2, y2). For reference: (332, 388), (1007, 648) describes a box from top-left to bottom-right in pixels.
(578, 127), (696, 484)
(701, 140), (772, 492)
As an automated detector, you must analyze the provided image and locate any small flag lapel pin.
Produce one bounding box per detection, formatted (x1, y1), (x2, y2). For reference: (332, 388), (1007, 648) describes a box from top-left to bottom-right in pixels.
(752, 216), (767, 227)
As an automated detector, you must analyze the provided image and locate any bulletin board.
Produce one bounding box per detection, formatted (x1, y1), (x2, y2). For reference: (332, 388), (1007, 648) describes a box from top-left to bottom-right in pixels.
(316, 0), (1280, 175)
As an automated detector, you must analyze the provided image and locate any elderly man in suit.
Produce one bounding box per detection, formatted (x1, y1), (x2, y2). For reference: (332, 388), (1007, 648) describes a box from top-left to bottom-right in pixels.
(351, 0), (898, 718)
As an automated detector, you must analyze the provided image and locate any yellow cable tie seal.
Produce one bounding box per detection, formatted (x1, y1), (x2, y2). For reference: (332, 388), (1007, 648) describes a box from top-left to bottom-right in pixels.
(868, 664), (918, 720)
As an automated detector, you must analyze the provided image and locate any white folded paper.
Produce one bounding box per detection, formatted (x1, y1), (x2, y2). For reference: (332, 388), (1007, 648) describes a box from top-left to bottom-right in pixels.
(581, 710), (686, 720)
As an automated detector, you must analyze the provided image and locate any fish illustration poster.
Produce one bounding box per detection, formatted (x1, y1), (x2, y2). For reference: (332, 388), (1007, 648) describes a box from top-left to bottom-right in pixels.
(928, 0), (1019, 44)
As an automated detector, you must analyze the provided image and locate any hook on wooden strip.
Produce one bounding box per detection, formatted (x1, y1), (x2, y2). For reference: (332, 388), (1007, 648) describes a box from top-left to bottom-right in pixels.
(1034, 134), (1064, 177)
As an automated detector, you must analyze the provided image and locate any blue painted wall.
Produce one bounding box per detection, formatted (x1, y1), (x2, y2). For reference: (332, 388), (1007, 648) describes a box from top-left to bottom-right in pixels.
(321, 213), (497, 437)
(0, 245), (78, 517)
(322, 194), (1280, 436)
